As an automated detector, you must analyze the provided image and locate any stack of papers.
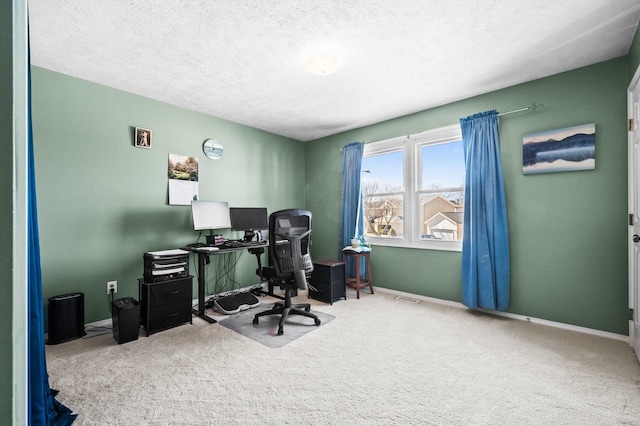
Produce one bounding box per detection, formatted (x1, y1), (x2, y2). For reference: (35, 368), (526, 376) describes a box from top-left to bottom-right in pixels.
(147, 249), (189, 257)
(342, 246), (371, 253)
(150, 267), (184, 276)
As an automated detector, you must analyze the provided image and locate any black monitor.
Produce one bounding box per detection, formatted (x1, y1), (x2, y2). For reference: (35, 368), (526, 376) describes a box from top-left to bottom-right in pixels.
(230, 207), (268, 242)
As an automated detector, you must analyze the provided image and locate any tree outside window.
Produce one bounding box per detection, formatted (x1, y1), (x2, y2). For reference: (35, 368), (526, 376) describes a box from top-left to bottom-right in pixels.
(362, 151), (404, 238)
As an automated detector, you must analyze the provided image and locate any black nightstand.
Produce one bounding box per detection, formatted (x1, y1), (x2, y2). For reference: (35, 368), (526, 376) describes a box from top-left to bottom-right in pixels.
(308, 260), (346, 304)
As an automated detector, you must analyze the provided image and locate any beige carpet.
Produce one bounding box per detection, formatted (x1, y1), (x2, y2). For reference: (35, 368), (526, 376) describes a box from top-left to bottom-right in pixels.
(46, 289), (640, 425)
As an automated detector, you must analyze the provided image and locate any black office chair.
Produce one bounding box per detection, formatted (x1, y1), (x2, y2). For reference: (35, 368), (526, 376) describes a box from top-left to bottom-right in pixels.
(252, 209), (321, 335)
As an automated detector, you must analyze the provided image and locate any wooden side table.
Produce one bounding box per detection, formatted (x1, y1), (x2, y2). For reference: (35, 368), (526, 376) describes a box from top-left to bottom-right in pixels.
(342, 251), (374, 299)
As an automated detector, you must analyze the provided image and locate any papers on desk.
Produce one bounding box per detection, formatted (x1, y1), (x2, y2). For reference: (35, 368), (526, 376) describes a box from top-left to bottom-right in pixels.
(342, 246), (371, 253)
(196, 246), (219, 252)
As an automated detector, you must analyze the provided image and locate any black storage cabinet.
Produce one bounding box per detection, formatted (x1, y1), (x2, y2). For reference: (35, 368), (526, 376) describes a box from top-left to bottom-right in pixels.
(308, 260), (346, 304)
(112, 297), (141, 344)
(139, 276), (193, 335)
(47, 292), (85, 345)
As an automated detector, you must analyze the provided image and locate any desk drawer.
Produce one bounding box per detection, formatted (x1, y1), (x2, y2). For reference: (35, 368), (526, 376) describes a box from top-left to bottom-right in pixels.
(142, 277), (192, 305)
(142, 300), (192, 334)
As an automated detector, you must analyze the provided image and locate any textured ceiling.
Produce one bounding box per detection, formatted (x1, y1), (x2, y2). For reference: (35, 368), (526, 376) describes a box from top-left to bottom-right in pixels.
(28, 1), (640, 142)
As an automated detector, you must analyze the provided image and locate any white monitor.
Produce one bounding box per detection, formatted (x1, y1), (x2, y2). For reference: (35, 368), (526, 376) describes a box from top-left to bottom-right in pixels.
(191, 200), (231, 231)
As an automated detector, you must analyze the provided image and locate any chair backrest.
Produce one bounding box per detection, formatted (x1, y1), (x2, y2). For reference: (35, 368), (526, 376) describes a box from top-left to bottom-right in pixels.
(268, 209), (313, 287)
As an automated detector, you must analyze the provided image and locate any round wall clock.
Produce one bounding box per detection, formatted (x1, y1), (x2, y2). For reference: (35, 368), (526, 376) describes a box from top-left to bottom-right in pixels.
(203, 139), (223, 159)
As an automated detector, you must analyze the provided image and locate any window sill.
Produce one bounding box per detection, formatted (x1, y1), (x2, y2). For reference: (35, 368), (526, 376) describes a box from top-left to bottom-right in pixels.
(368, 239), (462, 252)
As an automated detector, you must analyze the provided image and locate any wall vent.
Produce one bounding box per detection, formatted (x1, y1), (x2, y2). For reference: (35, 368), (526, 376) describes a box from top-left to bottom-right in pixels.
(395, 296), (420, 304)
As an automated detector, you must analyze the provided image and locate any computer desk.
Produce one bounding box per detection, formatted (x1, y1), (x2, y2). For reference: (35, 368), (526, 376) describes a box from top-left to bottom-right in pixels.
(182, 242), (268, 323)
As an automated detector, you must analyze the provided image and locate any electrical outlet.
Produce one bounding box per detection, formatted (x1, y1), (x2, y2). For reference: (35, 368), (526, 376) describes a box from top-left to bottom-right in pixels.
(106, 281), (117, 294)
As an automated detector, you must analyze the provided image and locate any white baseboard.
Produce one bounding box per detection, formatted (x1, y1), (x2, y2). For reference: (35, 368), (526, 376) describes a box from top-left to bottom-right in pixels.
(375, 287), (629, 343)
(59, 285), (628, 345)
(86, 318), (112, 329)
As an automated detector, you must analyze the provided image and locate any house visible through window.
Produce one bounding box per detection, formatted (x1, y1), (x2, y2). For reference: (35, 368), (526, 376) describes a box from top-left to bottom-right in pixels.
(362, 150), (404, 237)
(361, 124), (464, 251)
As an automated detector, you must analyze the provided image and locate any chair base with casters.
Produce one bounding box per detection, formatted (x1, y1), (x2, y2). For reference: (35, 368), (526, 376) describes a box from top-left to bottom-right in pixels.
(253, 279), (321, 336)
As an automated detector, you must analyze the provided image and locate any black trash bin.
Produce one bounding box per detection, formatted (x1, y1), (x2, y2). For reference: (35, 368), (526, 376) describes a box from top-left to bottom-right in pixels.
(112, 297), (141, 344)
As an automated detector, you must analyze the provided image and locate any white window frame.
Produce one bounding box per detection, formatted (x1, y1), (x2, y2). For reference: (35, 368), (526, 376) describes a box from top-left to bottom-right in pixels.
(363, 124), (463, 252)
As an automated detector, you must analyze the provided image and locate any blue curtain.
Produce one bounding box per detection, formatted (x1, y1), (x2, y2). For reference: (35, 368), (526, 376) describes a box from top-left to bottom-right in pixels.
(339, 142), (364, 276)
(27, 27), (77, 425)
(459, 110), (510, 311)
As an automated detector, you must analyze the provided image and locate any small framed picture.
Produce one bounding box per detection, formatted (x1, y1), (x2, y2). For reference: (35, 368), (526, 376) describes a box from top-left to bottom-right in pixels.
(135, 127), (152, 149)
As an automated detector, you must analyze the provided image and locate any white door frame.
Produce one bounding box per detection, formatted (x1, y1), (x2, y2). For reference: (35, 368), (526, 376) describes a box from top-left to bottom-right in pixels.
(628, 64), (640, 364)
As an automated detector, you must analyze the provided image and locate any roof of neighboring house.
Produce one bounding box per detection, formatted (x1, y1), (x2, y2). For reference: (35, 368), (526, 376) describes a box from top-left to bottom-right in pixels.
(425, 211), (464, 226)
(440, 211), (463, 224)
(421, 195), (462, 208)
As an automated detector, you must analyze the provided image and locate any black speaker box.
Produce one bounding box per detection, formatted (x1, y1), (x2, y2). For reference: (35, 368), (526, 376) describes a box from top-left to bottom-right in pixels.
(47, 292), (85, 345)
(112, 297), (141, 344)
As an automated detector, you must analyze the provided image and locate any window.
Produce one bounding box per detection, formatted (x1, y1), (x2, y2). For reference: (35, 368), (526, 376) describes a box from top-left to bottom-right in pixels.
(362, 150), (404, 237)
(361, 125), (464, 251)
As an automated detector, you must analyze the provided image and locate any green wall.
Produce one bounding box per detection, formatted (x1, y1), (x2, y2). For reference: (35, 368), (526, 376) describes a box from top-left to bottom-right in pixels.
(31, 67), (305, 326)
(1, 1), (14, 420)
(306, 57), (631, 335)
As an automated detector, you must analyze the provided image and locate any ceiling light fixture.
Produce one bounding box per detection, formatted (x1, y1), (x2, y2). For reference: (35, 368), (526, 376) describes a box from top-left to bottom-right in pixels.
(303, 53), (341, 76)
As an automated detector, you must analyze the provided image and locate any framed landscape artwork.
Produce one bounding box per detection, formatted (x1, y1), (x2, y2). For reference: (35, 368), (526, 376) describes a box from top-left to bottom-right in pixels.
(523, 123), (595, 175)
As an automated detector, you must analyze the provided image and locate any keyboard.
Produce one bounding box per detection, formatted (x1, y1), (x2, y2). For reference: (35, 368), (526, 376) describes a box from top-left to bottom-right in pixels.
(221, 240), (266, 249)
(183, 243), (220, 252)
(185, 243), (205, 248)
(222, 241), (250, 248)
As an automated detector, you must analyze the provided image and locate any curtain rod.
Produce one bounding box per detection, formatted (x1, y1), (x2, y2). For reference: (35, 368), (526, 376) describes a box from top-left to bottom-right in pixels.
(340, 102), (544, 150)
(498, 102), (544, 117)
